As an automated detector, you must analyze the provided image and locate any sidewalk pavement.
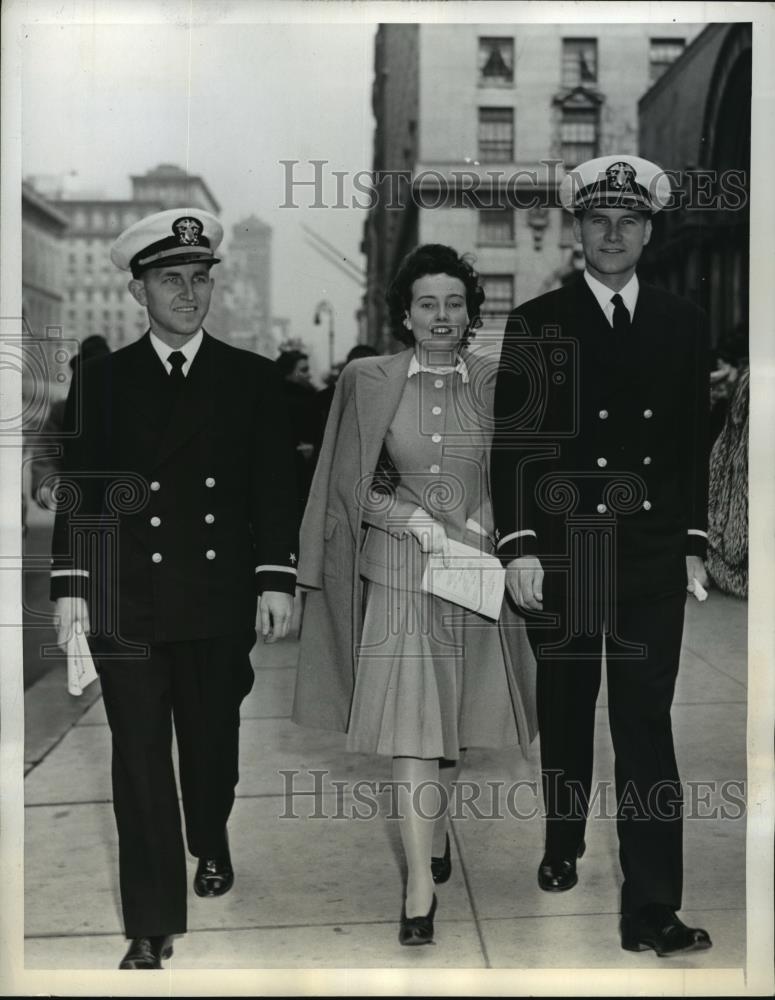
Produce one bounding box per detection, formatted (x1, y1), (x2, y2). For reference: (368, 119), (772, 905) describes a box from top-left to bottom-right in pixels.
(23, 591), (748, 971)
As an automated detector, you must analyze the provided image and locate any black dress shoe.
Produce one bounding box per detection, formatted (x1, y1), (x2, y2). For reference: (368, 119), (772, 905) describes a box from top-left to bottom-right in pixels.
(431, 833), (451, 884)
(119, 936), (173, 970)
(194, 852), (234, 897)
(399, 893), (437, 946)
(537, 840), (586, 892)
(621, 905), (712, 957)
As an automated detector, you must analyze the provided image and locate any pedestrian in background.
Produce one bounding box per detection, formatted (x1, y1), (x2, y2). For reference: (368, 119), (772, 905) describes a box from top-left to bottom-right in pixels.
(51, 208), (299, 970)
(707, 363), (748, 597)
(30, 335), (111, 511)
(276, 348), (319, 515)
(293, 244), (536, 947)
(314, 343), (379, 449)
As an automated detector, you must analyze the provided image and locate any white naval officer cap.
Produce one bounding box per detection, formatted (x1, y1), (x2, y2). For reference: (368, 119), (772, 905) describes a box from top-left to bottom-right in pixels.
(110, 207), (223, 278)
(559, 155), (673, 215)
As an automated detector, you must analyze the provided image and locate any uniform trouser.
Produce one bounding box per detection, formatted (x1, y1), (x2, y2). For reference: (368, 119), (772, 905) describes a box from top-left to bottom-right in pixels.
(94, 630), (256, 937)
(527, 590), (686, 915)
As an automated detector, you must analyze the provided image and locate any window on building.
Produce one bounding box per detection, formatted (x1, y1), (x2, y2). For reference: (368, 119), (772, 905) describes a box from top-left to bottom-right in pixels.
(562, 38), (597, 87)
(561, 108), (598, 167)
(649, 38), (685, 82)
(480, 275), (514, 319)
(478, 37), (514, 86)
(478, 208), (515, 245)
(85, 252), (93, 271)
(85, 309), (93, 321)
(478, 108), (514, 163)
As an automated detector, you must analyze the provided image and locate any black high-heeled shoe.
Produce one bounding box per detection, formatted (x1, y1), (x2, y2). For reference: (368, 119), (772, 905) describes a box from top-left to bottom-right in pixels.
(431, 833), (451, 884)
(399, 893), (437, 946)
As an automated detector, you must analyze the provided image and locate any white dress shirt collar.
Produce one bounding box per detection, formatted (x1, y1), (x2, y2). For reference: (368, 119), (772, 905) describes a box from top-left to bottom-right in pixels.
(407, 353), (470, 383)
(149, 328), (204, 376)
(584, 271), (639, 327)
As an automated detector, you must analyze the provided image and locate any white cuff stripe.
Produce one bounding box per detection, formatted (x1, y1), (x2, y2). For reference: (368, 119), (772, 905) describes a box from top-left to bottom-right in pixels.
(496, 530), (537, 549)
(255, 565), (297, 575)
(687, 530), (708, 538)
(51, 569), (89, 578)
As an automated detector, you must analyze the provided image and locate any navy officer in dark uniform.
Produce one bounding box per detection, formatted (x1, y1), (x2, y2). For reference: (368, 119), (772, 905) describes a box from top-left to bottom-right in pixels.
(50, 208), (299, 969)
(491, 155), (712, 956)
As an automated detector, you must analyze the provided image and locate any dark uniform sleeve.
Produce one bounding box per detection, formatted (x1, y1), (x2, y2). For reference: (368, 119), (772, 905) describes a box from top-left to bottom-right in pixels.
(683, 305), (711, 559)
(251, 362), (300, 595)
(491, 306), (548, 564)
(49, 365), (104, 602)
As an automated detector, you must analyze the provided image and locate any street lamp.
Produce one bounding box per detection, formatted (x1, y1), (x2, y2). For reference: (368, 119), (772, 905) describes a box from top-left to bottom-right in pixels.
(313, 300), (335, 371)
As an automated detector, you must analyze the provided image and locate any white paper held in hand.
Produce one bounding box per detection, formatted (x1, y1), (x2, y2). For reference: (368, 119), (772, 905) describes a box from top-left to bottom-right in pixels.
(66, 627), (98, 696)
(421, 538), (506, 620)
(689, 578), (708, 602)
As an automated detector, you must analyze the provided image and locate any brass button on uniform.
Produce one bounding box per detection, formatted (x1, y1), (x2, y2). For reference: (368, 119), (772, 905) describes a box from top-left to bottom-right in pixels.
(643, 456), (652, 465)
(150, 480), (160, 492)
(643, 409), (653, 419)
(205, 513), (215, 524)
(432, 433), (442, 444)
(596, 503), (607, 514)
(430, 464), (440, 474)
(205, 477), (216, 487)
(206, 549), (216, 560)
(643, 501), (652, 511)
(152, 552), (163, 564)
(150, 516), (161, 527)
(597, 457), (607, 468)
(598, 409), (609, 420)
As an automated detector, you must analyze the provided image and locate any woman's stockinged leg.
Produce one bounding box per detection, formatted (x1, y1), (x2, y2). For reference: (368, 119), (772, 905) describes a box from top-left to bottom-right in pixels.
(392, 756), (440, 917)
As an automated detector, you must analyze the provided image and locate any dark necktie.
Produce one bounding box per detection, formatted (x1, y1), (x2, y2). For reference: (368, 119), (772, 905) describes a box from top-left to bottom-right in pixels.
(167, 350), (186, 386)
(611, 293), (631, 334)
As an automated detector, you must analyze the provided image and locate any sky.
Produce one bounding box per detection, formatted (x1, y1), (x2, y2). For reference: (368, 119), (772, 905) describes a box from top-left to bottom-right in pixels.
(21, 10), (377, 377)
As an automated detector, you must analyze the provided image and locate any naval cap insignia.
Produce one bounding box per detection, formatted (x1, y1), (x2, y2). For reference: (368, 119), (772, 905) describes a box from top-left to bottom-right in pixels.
(606, 161), (636, 190)
(173, 216), (203, 246)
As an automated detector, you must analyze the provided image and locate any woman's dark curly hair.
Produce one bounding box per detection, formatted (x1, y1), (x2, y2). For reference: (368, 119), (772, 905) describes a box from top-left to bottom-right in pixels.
(386, 244), (485, 346)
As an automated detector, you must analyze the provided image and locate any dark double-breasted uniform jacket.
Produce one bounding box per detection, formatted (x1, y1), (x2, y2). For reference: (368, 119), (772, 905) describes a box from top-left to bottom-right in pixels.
(50, 331), (299, 643)
(491, 275), (710, 603)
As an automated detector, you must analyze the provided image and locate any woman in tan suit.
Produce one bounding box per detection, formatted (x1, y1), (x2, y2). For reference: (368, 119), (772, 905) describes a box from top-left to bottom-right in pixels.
(293, 244), (536, 946)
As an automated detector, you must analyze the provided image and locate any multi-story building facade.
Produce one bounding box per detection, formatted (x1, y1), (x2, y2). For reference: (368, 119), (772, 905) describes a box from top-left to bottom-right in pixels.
(363, 23), (702, 352)
(21, 181), (68, 339)
(21, 182), (69, 414)
(639, 22), (751, 348)
(37, 164), (222, 352)
(221, 215), (275, 357)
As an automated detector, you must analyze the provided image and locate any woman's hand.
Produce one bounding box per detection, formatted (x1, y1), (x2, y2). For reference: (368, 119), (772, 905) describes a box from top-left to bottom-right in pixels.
(407, 508), (451, 567)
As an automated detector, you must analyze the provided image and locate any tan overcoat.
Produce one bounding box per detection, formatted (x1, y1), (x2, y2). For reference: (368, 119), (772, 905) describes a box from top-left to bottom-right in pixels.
(291, 348), (537, 748)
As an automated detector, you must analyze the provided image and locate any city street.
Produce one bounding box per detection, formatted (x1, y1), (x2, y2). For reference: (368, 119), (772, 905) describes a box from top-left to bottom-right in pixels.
(22, 504), (748, 972)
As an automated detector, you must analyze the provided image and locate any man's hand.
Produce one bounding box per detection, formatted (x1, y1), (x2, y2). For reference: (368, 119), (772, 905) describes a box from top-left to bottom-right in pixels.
(407, 508), (451, 567)
(259, 591), (294, 642)
(54, 596), (90, 650)
(686, 555), (709, 597)
(506, 555), (544, 612)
